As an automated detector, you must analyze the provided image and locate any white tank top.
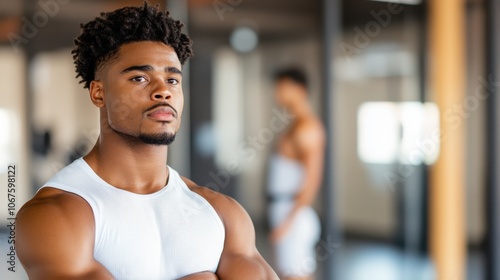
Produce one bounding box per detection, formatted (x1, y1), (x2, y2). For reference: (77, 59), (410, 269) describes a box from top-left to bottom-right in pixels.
(267, 154), (304, 197)
(39, 158), (225, 280)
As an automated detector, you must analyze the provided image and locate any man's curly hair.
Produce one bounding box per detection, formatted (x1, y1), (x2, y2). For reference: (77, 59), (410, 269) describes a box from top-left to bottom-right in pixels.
(71, 2), (193, 89)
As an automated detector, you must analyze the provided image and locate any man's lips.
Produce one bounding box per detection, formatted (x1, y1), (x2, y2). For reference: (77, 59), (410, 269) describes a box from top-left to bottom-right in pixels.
(146, 106), (177, 122)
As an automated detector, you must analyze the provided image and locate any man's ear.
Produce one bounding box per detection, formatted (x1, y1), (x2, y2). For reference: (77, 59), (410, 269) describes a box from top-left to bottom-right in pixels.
(89, 80), (105, 108)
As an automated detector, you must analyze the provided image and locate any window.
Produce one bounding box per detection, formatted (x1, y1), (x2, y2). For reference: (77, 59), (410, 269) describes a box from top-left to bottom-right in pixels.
(357, 102), (439, 165)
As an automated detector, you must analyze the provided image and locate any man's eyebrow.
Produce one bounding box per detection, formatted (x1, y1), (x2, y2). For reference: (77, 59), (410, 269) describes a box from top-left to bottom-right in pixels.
(167, 66), (182, 76)
(120, 65), (154, 74)
(120, 65), (182, 76)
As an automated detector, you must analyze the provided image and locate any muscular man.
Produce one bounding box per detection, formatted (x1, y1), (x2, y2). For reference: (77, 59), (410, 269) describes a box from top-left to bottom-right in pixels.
(267, 68), (325, 279)
(16, 3), (278, 279)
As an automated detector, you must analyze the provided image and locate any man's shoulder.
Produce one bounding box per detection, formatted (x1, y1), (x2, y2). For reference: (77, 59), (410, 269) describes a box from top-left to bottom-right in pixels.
(17, 187), (94, 230)
(180, 176), (247, 223)
(293, 116), (325, 146)
(16, 187), (102, 278)
(296, 115), (324, 135)
(21, 187), (86, 208)
(180, 176), (236, 207)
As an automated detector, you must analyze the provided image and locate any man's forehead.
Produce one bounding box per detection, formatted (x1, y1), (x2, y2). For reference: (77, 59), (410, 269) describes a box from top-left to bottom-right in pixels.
(115, 41), (181, 66)
(95, 41), (181, 79)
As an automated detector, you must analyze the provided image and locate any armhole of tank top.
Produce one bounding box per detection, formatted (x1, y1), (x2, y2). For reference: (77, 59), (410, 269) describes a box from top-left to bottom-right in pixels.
(38, 184), (103, 254)
(173, 173), (226, 238)
(189, 190), (225, 238)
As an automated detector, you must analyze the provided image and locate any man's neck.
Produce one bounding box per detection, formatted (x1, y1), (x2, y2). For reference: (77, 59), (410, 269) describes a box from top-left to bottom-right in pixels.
(84, 133), (170, 194)
(290, 101), (314, 120)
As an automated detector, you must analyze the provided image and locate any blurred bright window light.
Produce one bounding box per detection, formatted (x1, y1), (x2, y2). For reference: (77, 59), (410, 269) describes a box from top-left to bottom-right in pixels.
(357, 102), (439, 165)
(369, 0), (422, 5)
(0, 109), (12, 170)
(213, 49), (244, 168)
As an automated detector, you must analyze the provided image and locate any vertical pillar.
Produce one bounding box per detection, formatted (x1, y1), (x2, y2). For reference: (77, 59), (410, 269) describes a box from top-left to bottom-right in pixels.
(166, 0), (191, 177)
(24, 0), (37, 196)
(322, 0), (341, 279)
(486, 0), (500, 279)
(428, 0), (466, 279)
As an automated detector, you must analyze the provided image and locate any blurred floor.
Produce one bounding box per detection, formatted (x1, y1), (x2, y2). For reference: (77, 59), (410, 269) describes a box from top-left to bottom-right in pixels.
(255, 226), (485, 280)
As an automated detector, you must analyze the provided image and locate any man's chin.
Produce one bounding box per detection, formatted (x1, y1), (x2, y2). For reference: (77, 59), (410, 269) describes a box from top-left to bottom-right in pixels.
(138, 133), (176, 145)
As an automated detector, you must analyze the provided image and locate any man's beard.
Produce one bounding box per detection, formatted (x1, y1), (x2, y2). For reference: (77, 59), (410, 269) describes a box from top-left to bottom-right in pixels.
(138, 132), (176, 145)
(109, 124), (177, 146)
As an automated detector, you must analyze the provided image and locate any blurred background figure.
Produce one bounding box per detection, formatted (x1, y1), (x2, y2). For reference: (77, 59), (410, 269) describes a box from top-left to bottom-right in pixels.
(267, 68), (325, 279)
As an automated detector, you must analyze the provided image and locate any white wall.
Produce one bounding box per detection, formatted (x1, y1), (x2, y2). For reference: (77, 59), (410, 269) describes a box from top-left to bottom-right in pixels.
(30, 49), (99, 186)
(0, 47), (29, 225)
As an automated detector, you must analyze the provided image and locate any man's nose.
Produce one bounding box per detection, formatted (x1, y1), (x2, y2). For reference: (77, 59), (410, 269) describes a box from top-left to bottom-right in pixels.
(151, 80), (171, 100)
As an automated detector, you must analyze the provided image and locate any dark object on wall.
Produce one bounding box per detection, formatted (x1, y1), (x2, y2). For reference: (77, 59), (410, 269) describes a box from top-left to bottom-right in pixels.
(32, 129), (51, 156)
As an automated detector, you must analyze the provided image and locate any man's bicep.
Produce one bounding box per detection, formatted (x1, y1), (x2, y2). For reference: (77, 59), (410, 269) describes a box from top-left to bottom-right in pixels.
(215, 197), (278, 279)
(189, 187), (277, 278)
(16, 197), (113, 279)
(177, 271), (219, 279)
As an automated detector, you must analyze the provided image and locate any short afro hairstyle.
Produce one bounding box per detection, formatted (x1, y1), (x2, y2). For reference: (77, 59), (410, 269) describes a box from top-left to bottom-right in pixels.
(274, 67), (308, 89)
(71, 2), (193, 89)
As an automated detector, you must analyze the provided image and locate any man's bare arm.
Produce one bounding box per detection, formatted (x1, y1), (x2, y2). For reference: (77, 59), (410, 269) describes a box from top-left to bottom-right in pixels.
(16, 188), (114, 280)
(215, 197), (277, 279)
(183, 179), (278, 279)
(177, 271), (219, 279)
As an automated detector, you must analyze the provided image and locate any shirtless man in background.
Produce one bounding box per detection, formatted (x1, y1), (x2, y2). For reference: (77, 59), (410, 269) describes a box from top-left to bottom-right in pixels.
(16, 3), (278, 279)
(267, 68), (325, 279)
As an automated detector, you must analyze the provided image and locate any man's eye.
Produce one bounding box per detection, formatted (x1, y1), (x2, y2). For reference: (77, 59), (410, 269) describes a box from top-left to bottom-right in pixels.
(168, 79), (179, 85)
(131, 76), (146, 82)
